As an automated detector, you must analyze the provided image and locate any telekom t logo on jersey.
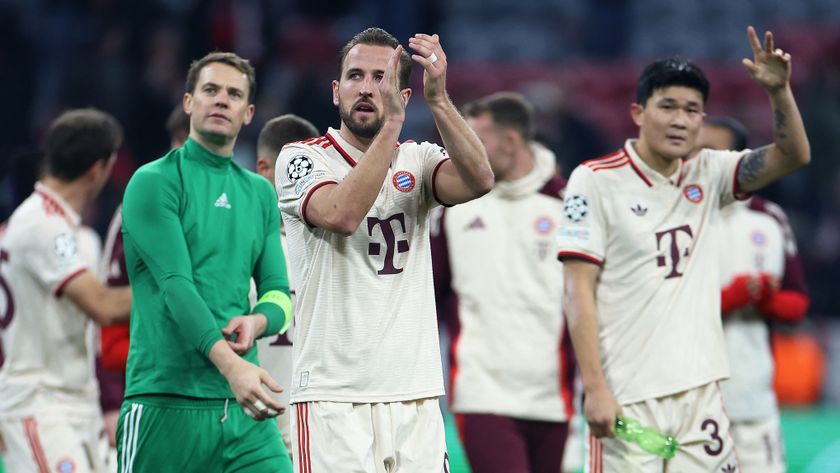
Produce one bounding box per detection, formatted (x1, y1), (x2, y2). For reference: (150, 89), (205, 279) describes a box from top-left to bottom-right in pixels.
(367, 213), (409, 275)
(655, 225), (694, 279)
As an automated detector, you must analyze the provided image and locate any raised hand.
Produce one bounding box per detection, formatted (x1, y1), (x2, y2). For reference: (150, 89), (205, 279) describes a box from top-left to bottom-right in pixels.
(380, 45), (408, 122)
(408, 33), (448, 106)
(743, 26), (792, 92)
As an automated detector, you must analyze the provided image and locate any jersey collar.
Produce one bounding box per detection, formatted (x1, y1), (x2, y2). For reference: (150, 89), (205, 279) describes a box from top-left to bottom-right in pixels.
(184, 137), (233, 169)
(34, 182), (82, 226)
(325, 128), (364, 167)
(623, 139), (685, 188)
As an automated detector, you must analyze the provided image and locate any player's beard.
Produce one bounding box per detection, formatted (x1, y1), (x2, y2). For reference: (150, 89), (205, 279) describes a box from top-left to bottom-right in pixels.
(339, 104), (382, 140)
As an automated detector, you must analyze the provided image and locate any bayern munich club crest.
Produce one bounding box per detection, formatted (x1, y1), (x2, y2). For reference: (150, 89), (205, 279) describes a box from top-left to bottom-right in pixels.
(392, 170), (416, 192)
(684, 184), (704, 203)
(534, 216), (555, 234)
(57, 458), (76, 473)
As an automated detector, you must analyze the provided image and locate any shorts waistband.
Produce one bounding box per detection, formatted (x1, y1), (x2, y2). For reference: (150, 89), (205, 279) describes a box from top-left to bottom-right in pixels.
(125, 394), (236, 410)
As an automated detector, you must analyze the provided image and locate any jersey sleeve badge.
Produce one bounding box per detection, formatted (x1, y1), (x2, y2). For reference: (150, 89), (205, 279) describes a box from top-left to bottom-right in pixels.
(564, 195), (589, 223)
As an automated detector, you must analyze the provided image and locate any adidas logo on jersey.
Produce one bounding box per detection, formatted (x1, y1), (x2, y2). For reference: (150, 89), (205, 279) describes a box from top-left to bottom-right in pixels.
(631, 203), (648, 216)
(465, 216), (485, 230)
(214, 193), (231, 209)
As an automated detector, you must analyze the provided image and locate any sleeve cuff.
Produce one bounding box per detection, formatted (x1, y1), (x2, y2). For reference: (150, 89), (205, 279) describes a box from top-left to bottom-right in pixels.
(197, 330), (225, 358)
(431, 158), (453, 207)
(54, 267), (88, 297)
(557, 251), (604, 266)
(732, 153), (753, 201)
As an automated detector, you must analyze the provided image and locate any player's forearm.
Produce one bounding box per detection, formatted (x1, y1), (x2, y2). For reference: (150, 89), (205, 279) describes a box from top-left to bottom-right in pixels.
(563, 261), (609, 394)
(100, 286), (132, 324)
(65, 272), (131, 326)
(567, 302), (609, 394)
(316, 119), (403, 234)
(767, 85), (810, 170)
(429, 98), (494, 197)
(208, 339), (246, 378)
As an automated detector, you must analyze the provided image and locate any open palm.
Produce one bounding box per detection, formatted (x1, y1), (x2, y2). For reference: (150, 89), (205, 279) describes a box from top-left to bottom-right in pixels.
(743, 26), (791, 91)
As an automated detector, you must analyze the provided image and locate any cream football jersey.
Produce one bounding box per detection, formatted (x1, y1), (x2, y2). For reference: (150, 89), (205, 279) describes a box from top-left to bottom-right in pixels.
(557, 140), (746, 405)
(434, 143), (574, 421)
(719, 198), (788, 420)
(0, 183), (100, 417)
(253, 231), (296, 449)
(277, 128), (448, 403)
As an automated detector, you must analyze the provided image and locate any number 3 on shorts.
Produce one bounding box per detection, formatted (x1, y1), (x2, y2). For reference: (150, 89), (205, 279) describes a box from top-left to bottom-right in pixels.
(702, 419), (723, 456)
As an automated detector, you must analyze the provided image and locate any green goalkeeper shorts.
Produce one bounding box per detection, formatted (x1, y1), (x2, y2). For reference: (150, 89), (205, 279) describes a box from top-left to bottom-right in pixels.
(116, 395), (292, 473)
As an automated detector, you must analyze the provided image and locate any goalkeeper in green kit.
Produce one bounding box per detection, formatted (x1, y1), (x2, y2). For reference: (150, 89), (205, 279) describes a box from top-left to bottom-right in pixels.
(117, 52), (293, 472)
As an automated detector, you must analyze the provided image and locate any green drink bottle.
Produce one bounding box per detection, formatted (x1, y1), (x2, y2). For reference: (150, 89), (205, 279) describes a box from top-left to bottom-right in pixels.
(614, 416), (679, 459)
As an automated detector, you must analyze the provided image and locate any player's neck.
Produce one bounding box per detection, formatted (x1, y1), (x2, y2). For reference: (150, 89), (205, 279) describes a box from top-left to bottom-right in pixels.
(39, 176), (90, 215)
(501, 146), (535, 182)
(338, 125), (373, 152)
(191, 131), (236, 157)
(632, 140), (680, 177)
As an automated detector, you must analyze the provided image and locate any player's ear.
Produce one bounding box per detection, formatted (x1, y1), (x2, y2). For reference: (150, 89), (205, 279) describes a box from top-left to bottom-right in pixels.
(630, 103), (645, 127)
(332, 80), (340, 107)
(401, 88), (412, 107)
(256, 157), (271, 180)
(183, 93), (193, 116)
(242, 104), (255, 126)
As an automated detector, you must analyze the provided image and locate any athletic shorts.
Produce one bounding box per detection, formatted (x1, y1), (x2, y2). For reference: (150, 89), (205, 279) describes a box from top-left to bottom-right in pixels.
(456, 413), (569, 473)
(730, 414), (785, 473)
(586, 382), (739, 473)
(291, 398), (448, 473)
(116, 395), (292, 473)
(0, 411), (107, 473)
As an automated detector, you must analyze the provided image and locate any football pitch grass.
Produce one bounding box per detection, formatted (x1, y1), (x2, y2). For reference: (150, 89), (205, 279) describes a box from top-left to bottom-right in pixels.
(0, 408), (836, 472)
(444, 407), (840, 473)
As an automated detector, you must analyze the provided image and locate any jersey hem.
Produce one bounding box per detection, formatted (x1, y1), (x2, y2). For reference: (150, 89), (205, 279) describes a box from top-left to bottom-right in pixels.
(452, 406), (568, 423)
(290, 387), (444, 404)
(615, 374), (727, 406)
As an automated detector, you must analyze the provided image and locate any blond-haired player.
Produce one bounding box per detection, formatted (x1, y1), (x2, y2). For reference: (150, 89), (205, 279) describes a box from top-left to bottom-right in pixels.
(558, 27), (810, 472)
(0, 108), (131, 473)
(277, 27), (493, 472)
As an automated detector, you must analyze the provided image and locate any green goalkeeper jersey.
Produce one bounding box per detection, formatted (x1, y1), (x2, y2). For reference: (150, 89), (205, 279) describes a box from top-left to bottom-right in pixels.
(121, 137), (290, 399)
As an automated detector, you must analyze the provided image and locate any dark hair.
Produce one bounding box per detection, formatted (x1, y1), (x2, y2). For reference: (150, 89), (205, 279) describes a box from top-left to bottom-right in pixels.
(45, 108), (123, 182)
(338, 27), (412, 90)
(165, 104), (190, 142)
(706, 116), (749, 150)
(636, 56), (709, 106)
(257, 114), (320, 161)
(185, 52), (256, 104)
(462, 92), (536, 141)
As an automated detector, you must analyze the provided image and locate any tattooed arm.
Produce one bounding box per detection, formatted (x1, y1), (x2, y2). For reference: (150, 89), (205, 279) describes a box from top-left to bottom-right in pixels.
(737, 26), (810, 193)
